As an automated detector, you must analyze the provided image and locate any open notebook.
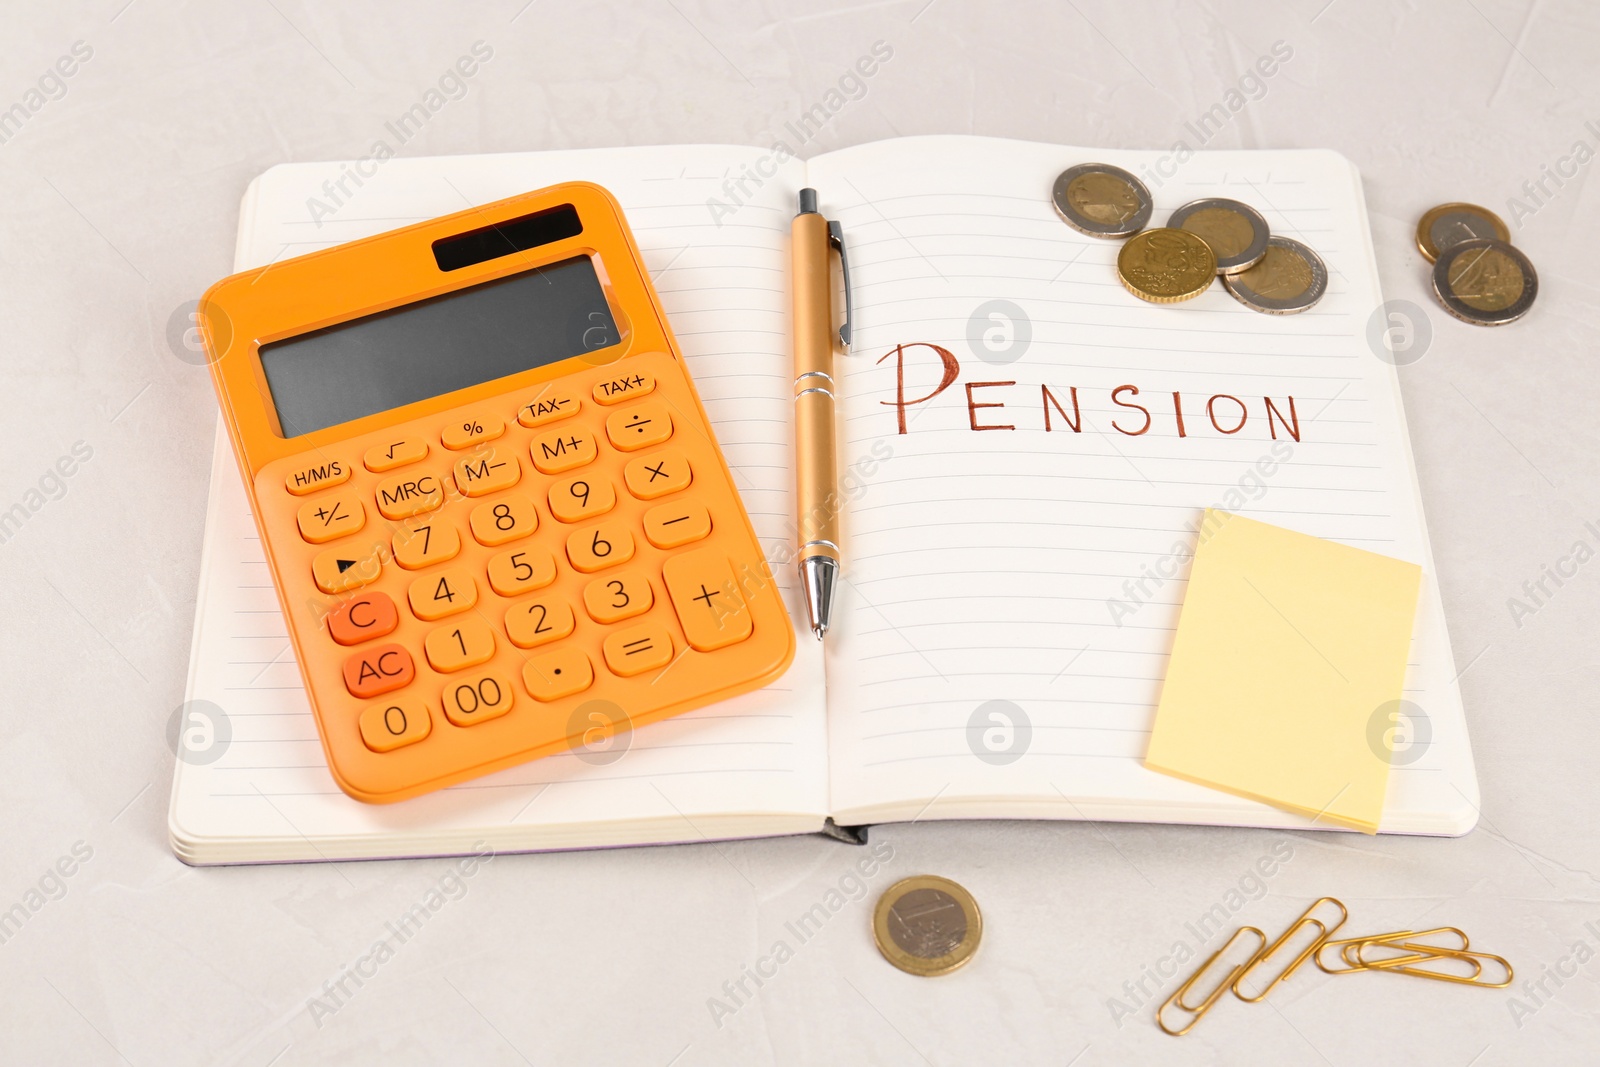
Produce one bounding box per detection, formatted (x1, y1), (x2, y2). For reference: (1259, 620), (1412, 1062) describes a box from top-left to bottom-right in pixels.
(169, 136), (1478, 864)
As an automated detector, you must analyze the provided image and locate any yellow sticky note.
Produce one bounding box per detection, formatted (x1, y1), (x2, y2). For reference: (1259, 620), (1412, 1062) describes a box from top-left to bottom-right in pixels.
(1144, 510), (1422, 834)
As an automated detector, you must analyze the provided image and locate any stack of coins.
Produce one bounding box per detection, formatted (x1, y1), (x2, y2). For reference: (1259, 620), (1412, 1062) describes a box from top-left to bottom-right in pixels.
(1415, 203), (1537, 325)
(1051, 163), (1327, 314)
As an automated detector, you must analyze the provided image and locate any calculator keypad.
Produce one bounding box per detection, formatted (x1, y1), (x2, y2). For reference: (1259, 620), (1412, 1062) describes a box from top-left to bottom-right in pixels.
(258, 350), (792, 801)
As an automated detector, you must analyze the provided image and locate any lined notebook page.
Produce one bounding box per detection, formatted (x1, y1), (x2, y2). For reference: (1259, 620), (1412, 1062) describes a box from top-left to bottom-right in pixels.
(170, 147), (826, 861)
(809, 136), (1476, 833)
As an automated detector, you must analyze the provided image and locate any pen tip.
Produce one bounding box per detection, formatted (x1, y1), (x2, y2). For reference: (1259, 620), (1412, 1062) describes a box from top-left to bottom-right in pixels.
(811, 623), (828, 640)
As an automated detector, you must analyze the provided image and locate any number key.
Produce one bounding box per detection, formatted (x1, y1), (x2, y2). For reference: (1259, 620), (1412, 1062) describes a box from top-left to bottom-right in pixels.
(359, 698), (431, 752)
(486, 546), (557, 597)
(547, 475), (617, 523)
(424, 617), (496, 673)
(408, 567), (478, 621)
(582, 571), (654, 625)
(441, 670), (515, 728)
(565, 520), (635, 573)
(297, 491), (367, 544)
(504, 596), (576, 649)
(392, 521), (462, 570)
(469, 495), (539, 546)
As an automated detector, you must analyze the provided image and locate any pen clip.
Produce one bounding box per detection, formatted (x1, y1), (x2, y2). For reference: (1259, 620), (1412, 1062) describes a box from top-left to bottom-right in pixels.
(827, 220), (852, 353)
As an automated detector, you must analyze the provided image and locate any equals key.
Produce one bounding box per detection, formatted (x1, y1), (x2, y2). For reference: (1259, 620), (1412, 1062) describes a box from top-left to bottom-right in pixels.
(603, 624), (674, 676)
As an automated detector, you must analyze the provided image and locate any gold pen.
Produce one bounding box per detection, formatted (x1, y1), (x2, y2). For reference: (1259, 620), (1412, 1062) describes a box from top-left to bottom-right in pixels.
(791, 188), (852, 639)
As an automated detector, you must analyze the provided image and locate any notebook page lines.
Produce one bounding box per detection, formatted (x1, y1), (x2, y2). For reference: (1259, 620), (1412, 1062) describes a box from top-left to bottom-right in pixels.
(808, 139), (1446, 818)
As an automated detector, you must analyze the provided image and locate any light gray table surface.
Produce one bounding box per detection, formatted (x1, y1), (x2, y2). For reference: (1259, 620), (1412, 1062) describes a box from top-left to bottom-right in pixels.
(3, 1), (1597, 1063)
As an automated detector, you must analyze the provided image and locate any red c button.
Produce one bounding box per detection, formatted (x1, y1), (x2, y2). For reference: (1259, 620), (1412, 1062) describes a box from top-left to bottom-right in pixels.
(328, 592), (399, 646)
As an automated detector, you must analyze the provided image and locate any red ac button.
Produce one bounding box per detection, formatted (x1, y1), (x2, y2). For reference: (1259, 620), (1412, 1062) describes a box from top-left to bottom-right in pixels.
(342, 643), (415, 699)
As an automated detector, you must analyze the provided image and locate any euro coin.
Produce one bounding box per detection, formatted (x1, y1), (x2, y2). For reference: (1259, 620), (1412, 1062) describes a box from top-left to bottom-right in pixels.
(1167, 198), (1269, 275)
(1052, 163), (1152, 238)
(1416, 202), (1510, 264)
(1223, 236), (1327, 314)
(1431, 238), (1537, 325)
(872, 875), (982, 977)
(1116, 228), (1217, 303)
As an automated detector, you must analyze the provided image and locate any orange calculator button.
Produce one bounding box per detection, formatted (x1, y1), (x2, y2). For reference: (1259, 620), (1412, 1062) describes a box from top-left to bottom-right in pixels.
(375, 470), (445, 520)
(522, 648), (594, 702)
(392, 520), (462, 570)
(359, 698), (431, 753)
(593, 370), (656, 405)
(517, 387), (583, 429)
(504, 596), (576, 649)
(486, 546), (557, 597)
(285, 457), (351, 496)
(454, 447), (522, 498)
(312, 539), (387, 594)
(296, 492), (366, 544)
(547, 475), (617, 523)
(566, 520), (635, 573)
(343, 642), (415, 698)
(582, 571), (654, 625)
(364, 437), (429, 473)
(642, 501), (712, 549)
(441, 412), (505, 450)
(530, 427), (599, 475)
(469, 495), (539, 546)
(327, 591), (399, 646)
(605, 400), (674, 452)
(425, 618), (496, 673)
(663, 548), (754, 652)
(624, 451), (693, 500)
(602, 624), (674, 676)
(442, 670), (515, 727)
(408, 567), (478, 621)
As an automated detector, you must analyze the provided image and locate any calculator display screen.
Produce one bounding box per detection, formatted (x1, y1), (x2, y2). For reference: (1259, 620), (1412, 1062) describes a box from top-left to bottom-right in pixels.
(258, 256), (621, 437)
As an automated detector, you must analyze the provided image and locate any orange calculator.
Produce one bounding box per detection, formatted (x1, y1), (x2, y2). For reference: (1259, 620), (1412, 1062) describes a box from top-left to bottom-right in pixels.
(200, 182), (794, 802)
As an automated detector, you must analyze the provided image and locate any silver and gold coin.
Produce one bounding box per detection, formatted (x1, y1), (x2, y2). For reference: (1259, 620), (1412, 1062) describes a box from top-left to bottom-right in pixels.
(1431, 238), (1537, 326)
(1416, 202), (1509, 264)
(1223, 236), (1327, 314)
(1052, 163), (1152, 239)
(872, 875), (982, 977)
(1167, 198), (1270, 275)
(1116, 227), (1217, 303)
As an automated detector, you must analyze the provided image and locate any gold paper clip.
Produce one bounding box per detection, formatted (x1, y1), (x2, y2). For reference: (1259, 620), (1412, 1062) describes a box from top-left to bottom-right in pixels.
(1355, 941), (1513, 987)
(1231, 896), (1347, 1003)
(1314, 927), (1470, 975)
(1157, 926), (1266, 1036)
